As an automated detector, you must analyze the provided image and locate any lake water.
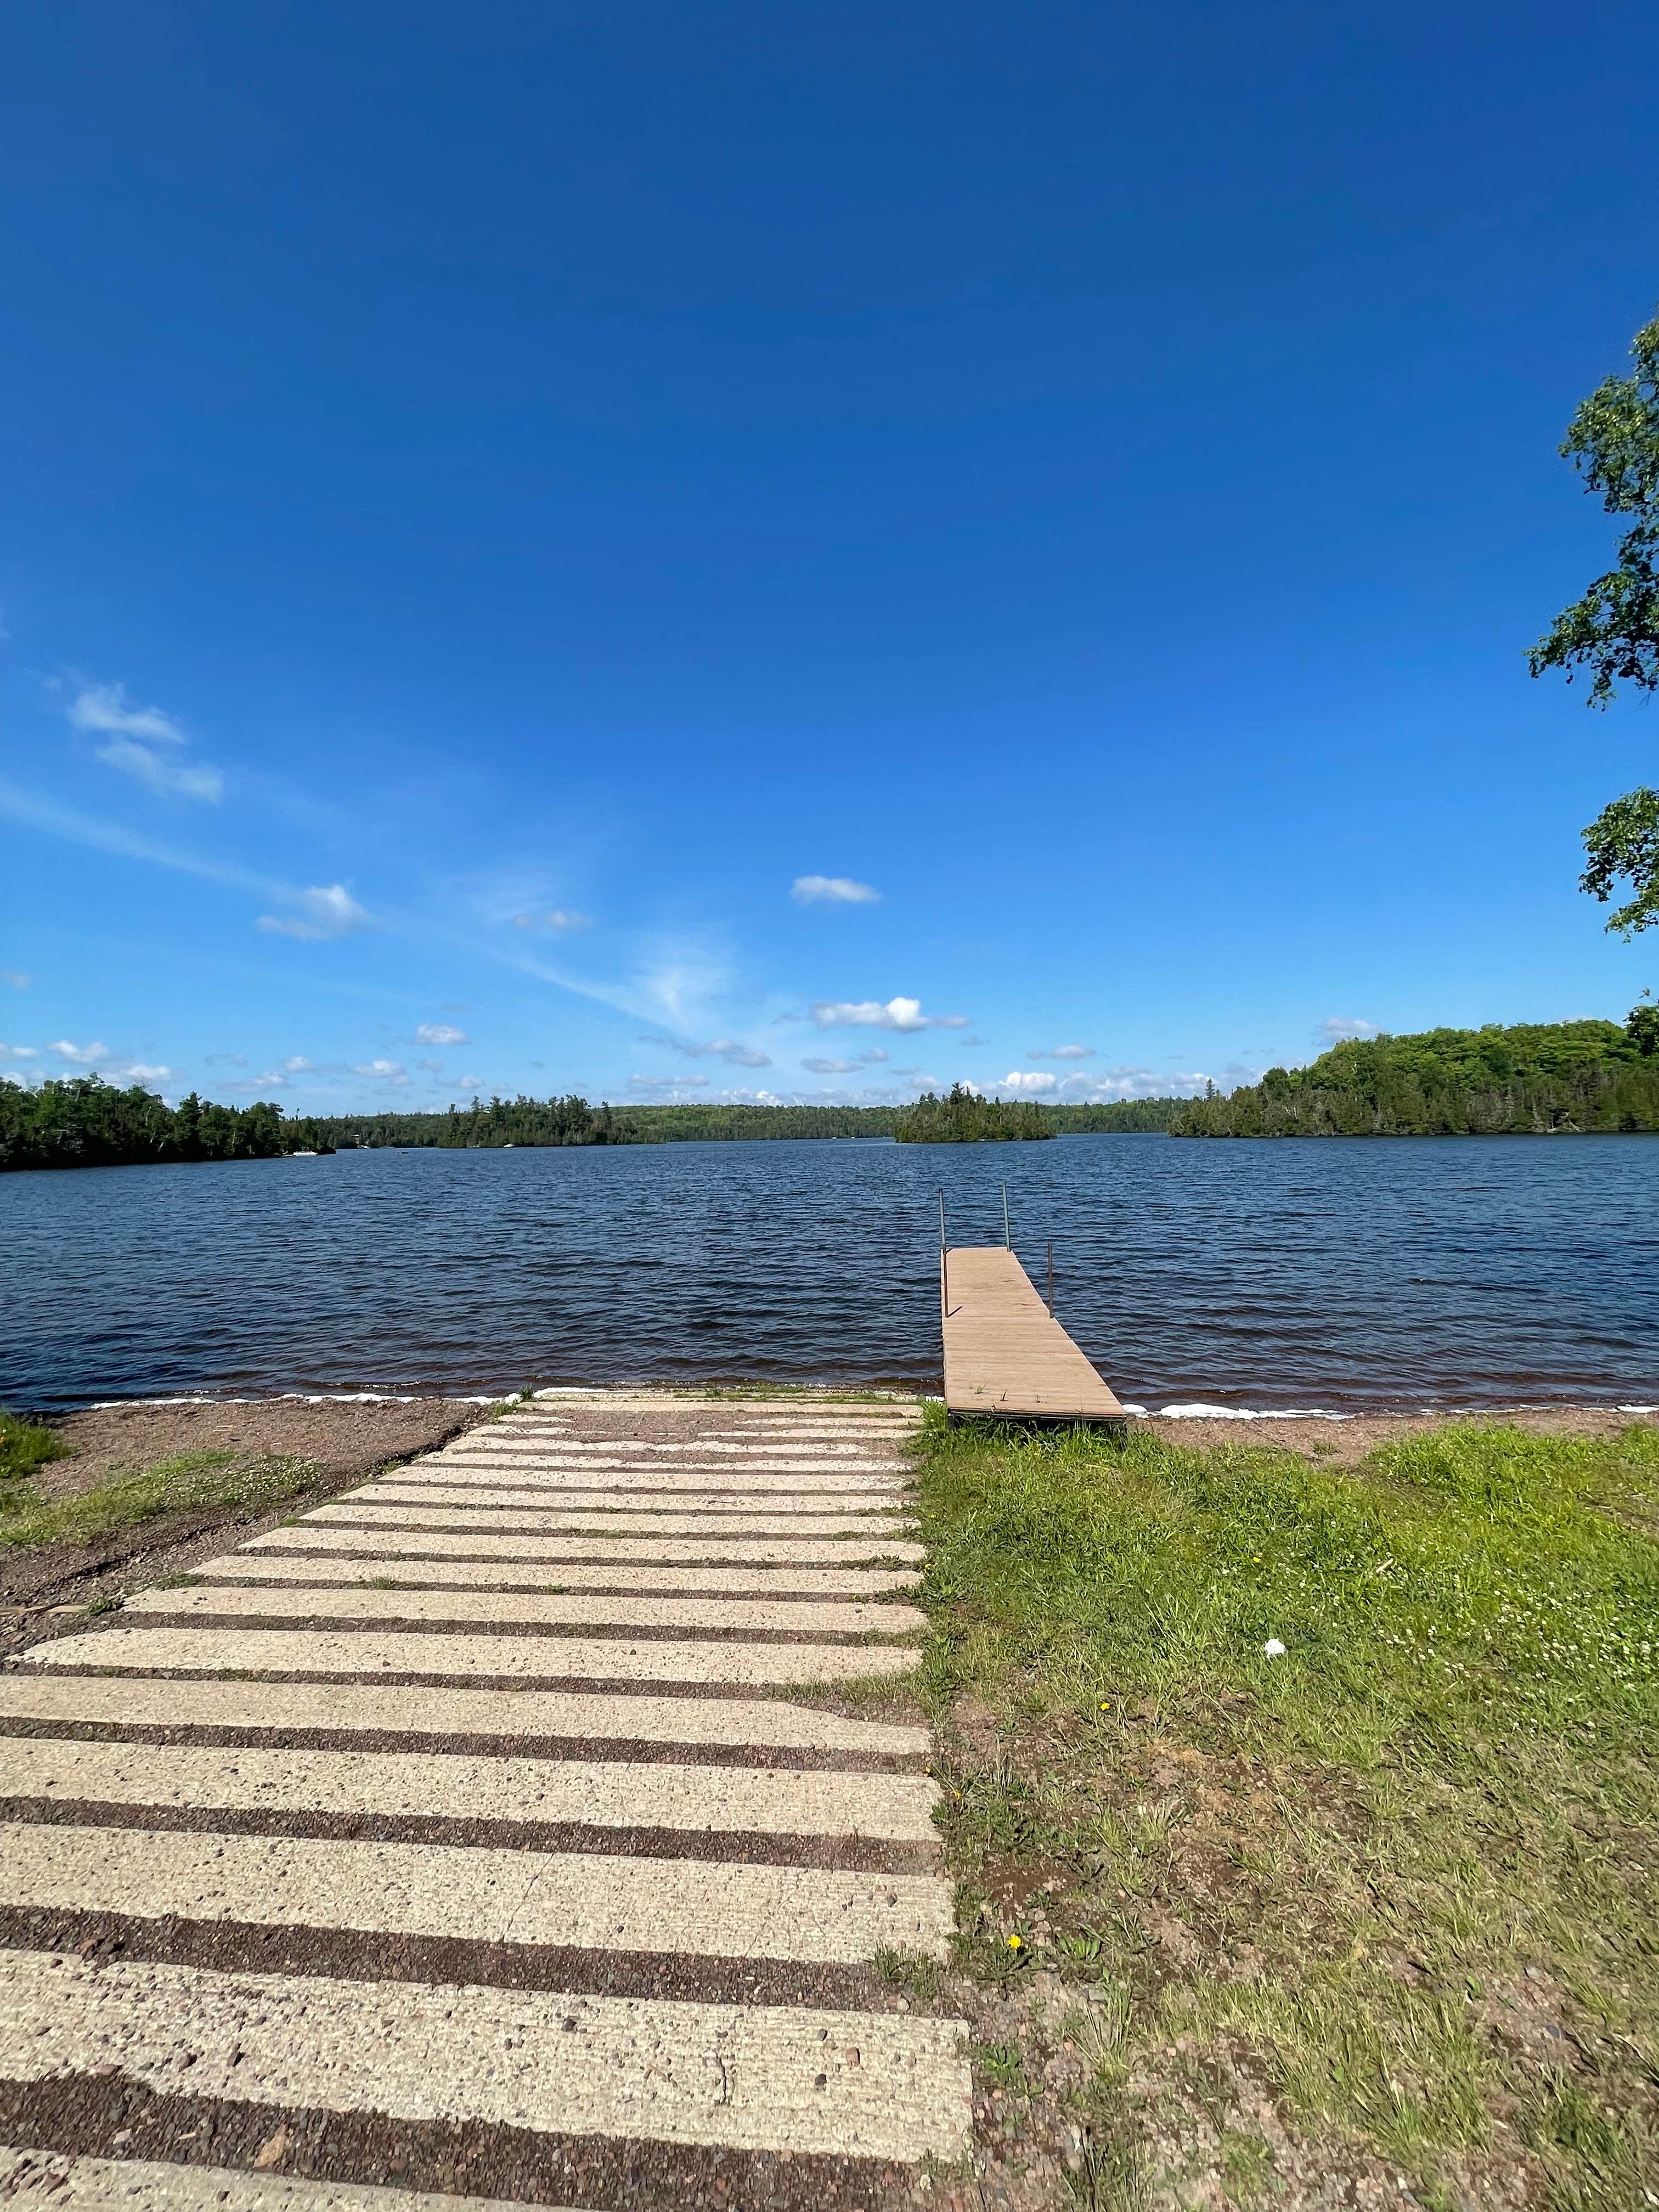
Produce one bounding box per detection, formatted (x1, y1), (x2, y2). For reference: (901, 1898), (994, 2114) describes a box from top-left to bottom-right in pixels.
(5, 1134), (1657, 1414)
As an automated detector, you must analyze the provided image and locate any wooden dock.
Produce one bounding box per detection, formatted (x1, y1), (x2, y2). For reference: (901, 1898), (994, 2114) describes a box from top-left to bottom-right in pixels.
(941, 1245), (1126, 1429)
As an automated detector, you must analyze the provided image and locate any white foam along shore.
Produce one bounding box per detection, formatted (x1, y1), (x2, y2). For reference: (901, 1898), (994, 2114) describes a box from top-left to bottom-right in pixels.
(60, 1390), (1659, 1421)
(75, 1387), (935, 1412)
(1126, 1401), (1659, 1420)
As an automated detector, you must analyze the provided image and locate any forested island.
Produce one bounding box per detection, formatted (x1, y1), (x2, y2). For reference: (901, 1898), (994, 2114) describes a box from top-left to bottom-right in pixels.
(1170, 1015), (1659, 1137)
(894, 1085), (1052, 1141)
(0, 1076), (1183, 1171)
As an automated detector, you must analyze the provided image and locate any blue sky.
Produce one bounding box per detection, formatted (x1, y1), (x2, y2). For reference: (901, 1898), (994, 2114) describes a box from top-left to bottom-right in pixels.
(2, 0), (1656, 1113)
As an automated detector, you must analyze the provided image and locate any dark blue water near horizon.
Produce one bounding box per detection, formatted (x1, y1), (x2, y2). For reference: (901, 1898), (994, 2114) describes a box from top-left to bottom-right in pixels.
(4, 1133), (1657, 1413)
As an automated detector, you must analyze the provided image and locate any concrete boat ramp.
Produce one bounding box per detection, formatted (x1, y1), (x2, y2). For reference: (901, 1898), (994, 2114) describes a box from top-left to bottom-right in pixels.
(0, 1394), (969, 2212)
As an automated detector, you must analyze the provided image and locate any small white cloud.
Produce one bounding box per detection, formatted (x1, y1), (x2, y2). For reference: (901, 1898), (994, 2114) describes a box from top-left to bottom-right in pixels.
(125, 1063), (172, 1081)
(456, 1072), (480, 1089)
(416, 1023), (469, 1046)
(70, 682), (223, 803)
(803, 1056), (858, 1074)
(791, 875), (882, 906)
(50, 1039), (111, 1066)
(67, 682), (188, 746)
(352, 1058), (409, 1085)
(2, 972), (29, 989)
(281, 1056), (312, 1074)
(1317, 1018), (1383, 1045)
(94, 735), (224, 803)
(0, 1042), (40, 1063)
(512, 909), (592, 932)
(258, 885), (373, 941)
(811, 996), (968, 1032)
(1002, 1070), (1057, 1093)
(1030, 1044), (1096, 1062)
(416, 1057), (445, 1075)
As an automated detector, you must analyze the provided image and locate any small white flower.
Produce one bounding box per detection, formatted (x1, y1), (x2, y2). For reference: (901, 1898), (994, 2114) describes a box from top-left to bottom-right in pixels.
(1262, 1638), (1287, 1658)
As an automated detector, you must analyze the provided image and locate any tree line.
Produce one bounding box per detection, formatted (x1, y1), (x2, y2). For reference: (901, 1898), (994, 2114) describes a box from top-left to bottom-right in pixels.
(1169, 1016), (1659, 1137)
(0, 1077), (322, 1172)
(2, 1076), (1190, 1171)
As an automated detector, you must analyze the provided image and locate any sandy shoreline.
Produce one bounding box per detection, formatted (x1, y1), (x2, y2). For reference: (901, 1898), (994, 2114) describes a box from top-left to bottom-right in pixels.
(25, 1388), (1659, 1484)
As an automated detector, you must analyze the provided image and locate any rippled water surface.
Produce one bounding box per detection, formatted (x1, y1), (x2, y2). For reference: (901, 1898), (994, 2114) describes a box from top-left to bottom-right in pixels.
(5, 1134), (1657, 1411)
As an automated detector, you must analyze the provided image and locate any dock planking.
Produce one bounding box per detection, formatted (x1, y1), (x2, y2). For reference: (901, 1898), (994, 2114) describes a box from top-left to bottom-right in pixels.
(941, 1245), (1126, 1428)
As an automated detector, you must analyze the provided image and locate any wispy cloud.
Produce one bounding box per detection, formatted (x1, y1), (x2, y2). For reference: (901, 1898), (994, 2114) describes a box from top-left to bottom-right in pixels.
(1001, 1069), (1057, 1093)
(628, 1072), (712, 1092)
(1054, 1066), (1213, 1101)
(2, 972), (29, 989)
(50, 1039), (111, 1065)
(69, 681), (223, 804)
(1029, 1044), (1096, 1061)
(93, 736), (224, 803)
(204, 1052), (250, 1069)
(791, 876), (882, 906)
(639, 1032), (772, 1069)
(811, 996), (968, 1032)
(258, 885), (374, 941)
(489, 919), (735, 1033)
(0, 780), (278, 898)
(1317, 1017), (1384, 1044)
(513, 910), (591, 932)
(0, 1042), (39, 1063)
(958, 1035), (984, 1047)
(352, 1058), (410, 1085)
(416, 1023), (469, 1046)
(802, 1046), (904, 1074)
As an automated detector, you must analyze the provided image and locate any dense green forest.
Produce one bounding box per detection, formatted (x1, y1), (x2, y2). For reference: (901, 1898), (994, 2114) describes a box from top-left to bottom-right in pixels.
(314, 1098), (898, 1148)
(894, 1084), (1053, 1142)
(1045, 1096), (1187, 1133)
(0, 1077), (321, 1172)
(1, 1077), (1187, 1170)
(1170, 1016), (1659, 1136)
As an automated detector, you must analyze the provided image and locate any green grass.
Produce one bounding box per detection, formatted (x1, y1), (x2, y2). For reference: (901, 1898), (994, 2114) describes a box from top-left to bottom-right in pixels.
(0, 1409), (70, 1487)
(0, 1446), (326, 1548)
(918, 1412), (1659, 2209)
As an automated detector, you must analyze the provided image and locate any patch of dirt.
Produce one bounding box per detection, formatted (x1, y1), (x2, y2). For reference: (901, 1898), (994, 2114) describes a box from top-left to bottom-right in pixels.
(30, 1396), (492, 1502)
(1143, 1404), (1658, 1466)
